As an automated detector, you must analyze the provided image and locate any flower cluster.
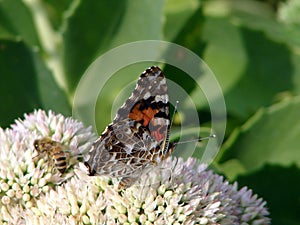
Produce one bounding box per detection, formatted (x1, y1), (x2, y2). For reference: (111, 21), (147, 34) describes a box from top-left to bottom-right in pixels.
(0, 110), (270, 224)
(0, 110), (96, 223)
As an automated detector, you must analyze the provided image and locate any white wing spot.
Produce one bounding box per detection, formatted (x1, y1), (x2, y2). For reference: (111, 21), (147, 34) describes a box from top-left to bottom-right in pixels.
(159, 79), (166, 85)
(155, 94), (168, 103)
(144, 91), (151, 99)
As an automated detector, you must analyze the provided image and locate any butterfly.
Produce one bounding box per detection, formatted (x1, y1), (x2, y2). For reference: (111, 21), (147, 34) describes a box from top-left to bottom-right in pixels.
(84, 66), (176, 189)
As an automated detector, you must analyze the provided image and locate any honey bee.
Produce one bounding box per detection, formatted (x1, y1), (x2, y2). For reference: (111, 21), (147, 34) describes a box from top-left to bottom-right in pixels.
(33, 137), (68, 174)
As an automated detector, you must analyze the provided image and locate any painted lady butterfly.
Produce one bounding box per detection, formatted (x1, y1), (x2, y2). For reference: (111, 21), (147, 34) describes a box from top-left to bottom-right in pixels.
(84, 66), (176, 189)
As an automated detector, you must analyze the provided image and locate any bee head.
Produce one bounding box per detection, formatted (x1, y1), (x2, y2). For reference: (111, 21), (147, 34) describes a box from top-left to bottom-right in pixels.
(33, 140), (40, 152)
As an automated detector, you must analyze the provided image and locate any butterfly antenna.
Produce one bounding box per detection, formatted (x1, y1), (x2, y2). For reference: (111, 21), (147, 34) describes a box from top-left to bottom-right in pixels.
(164, 101), (179, 153)
(170, 100), (179, 128)
(175, 133), (216, 145)
(169, 101), (216, 144)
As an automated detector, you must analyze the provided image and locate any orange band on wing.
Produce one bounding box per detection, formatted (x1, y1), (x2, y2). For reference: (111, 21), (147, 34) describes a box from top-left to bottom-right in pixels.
(129, 103), (159, 127)
(151, 125), (166, 141)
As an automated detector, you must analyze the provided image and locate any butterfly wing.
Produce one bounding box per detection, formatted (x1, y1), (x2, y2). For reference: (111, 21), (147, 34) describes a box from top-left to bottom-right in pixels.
(85, 66), (173, 187)
(113, 66), (169, 124)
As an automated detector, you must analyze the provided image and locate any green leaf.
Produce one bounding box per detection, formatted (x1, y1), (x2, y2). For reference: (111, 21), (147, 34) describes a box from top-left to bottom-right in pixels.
(162, 8), (208, 116)
(164, 0), (200, 41)
(62, 0), (126, 93)
(63, 0), (166, 93)
(171, 6), (205, 57)
(109, 0), (164, 47)
(201, 17), (247, 101)
(199, 0), (297, 120)
(32, 47), (71, 116)
(227, 1), (300, 99)
(0, 40), (40, 127)
(278, 0), (300, 25)
(41, 0), (73, 30)
(0, 0), (40, 47)
(237, 164), (300, 225)
(219, 96), (300, 172)
(0, 6), (16, 39)
(291, 53), (300, 95)
(230, 5), (300, 49)
(215, 159), (246, 181)
(201, 17), (293, 119)
(0, 39), (70, 128)
(224, 27), (293, 118)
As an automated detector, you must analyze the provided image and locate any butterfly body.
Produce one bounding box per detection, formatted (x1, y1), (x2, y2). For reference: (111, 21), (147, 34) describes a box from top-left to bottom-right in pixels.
(84, 66), (175, 189)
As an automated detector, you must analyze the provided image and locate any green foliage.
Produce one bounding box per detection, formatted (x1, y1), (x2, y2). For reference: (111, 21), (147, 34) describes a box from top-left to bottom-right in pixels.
(237, 164), (300, 225)
(220, 97), (300, 172)
(0, 0), (300, 223)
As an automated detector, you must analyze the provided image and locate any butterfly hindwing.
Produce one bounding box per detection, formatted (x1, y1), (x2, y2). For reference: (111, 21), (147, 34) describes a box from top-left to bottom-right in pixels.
(85, 66), (174, 189)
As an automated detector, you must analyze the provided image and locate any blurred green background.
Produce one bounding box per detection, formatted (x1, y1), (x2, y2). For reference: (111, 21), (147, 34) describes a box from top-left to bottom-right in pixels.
(1, 0), (300, 224)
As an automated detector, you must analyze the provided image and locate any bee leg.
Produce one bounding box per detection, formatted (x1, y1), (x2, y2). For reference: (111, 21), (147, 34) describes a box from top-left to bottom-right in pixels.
(32, 152), (40, 160)
(76, 153), (84, 161)
(118, 177), (138, 190)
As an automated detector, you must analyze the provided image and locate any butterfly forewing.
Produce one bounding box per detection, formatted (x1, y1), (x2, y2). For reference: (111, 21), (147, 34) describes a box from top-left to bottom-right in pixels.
(85, 66), (174, 189)
(113, 66), (169, 123)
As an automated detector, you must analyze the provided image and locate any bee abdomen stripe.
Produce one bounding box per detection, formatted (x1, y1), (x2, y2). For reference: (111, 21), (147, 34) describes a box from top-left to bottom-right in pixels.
(57, 168), (66, 173)
(55, 161), (67, 167)
(55, 155), (66, 159)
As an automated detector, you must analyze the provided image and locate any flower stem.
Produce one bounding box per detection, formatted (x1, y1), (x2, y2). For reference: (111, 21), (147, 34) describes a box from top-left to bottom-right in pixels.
(23, 0), (68, 93)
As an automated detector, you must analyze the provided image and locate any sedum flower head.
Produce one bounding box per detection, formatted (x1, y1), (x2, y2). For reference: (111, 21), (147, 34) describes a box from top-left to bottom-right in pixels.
(0, 110), (96, 224)
(0, 110), (270, 225)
